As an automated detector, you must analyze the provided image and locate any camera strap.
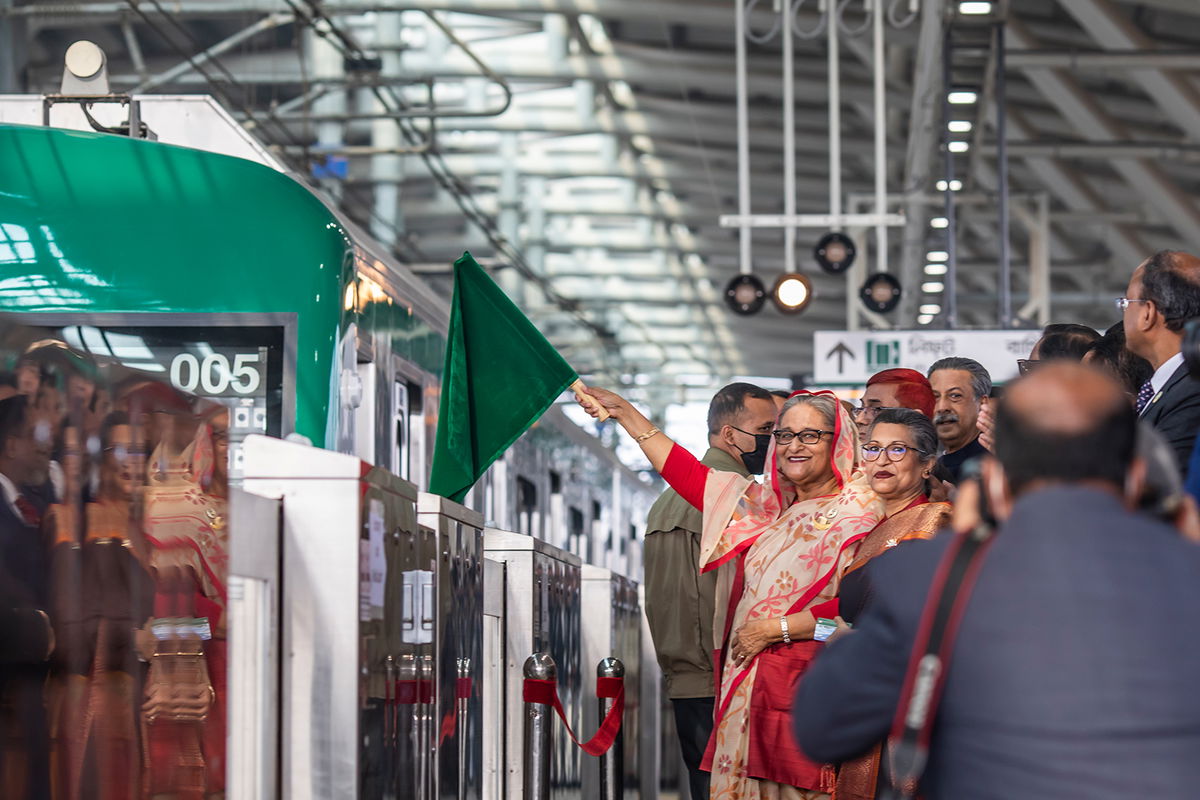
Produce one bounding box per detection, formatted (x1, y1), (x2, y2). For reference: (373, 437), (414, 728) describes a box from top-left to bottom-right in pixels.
(881, 515), (997, 800)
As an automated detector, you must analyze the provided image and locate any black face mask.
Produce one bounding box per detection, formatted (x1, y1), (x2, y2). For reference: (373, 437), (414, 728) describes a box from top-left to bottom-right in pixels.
(731, 427), (772, 475)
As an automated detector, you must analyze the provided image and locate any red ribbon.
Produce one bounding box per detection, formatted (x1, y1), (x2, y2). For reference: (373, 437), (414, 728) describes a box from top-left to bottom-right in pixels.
(394, 679), (434, 705)
(523, 675), (625, 756)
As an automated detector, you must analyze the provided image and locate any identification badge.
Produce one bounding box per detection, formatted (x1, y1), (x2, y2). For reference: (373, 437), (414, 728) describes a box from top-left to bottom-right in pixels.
(150, 617), (213, 641)
(813, 617), (842, 642)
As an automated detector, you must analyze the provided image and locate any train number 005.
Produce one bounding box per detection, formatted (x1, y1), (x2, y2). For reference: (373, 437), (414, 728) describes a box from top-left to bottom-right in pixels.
(170, 353), (262, 395)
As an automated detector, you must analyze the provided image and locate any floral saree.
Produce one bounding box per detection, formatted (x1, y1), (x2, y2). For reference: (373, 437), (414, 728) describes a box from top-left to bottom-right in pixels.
(698, 393), (885, 800)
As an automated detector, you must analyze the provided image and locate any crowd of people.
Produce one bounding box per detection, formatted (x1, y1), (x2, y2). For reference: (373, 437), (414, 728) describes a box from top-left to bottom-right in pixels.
(590, 249), (1200, 800)
(0, 345), (231, 800)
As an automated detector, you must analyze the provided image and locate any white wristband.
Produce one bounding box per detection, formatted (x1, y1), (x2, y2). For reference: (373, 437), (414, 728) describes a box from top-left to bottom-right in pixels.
(780, 615), (791, 645)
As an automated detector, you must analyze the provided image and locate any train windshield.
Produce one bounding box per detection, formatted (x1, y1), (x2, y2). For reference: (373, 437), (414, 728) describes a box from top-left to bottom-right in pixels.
(12, 316), (291, 481)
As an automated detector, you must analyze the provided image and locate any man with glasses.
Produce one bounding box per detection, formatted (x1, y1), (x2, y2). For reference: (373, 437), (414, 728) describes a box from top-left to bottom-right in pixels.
(643, 382), (776, 800)
(1120, 250), (1200, 476)
(1017, 323), (1101, 375)
(853, 369), (935, 436)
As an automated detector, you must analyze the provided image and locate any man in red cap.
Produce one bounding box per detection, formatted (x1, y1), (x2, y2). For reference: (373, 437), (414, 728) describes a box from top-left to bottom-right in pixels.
(853, 368), (935, 436)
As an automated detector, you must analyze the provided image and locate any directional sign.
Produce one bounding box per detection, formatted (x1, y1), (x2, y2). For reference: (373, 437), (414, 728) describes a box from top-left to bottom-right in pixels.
(826, 341), (855, 373)
(813, 329), (1042, 386)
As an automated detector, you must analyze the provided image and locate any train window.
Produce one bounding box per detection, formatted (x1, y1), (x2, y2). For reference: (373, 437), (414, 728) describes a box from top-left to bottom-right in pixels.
(48, 320), (286, 481)
(568, 506), (586, 562)
(403, 379), (425, 489)
(393, 380), (409, 479)
(516, 476), (537, 537)
(354, 362), (377, 464)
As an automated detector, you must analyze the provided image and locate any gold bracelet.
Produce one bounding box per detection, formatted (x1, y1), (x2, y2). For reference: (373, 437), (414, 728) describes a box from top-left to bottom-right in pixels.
(634, 427), (660, 443)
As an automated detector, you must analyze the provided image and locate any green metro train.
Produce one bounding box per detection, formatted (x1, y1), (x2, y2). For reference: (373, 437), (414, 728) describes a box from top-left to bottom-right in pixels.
(0, 120), (655, 568)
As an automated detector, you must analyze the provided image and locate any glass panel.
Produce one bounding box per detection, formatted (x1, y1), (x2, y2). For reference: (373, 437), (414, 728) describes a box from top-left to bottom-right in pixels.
(0, 316), (237, 799)
(54, 323), (286, 480)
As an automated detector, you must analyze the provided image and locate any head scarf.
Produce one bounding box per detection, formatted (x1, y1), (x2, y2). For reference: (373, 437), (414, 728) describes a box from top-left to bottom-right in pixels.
(700, 390), (870, 573)
(768, 389), (859, 504)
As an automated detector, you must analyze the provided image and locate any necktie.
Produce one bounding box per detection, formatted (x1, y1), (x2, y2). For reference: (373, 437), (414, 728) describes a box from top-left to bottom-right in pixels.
(1136, 381), (1155, 415)
(13, 495), (40, 527)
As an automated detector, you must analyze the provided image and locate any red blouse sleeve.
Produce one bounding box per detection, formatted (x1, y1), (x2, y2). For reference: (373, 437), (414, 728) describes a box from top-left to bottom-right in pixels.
(660, 443), (710, 511)
(808, 599), (839, 621)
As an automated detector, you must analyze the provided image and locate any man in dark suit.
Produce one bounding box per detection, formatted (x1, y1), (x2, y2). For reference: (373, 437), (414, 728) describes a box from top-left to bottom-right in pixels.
(0, 395), (55, 799)
(1122, 250), (1200, 477)
(793, 362), (1200, 799)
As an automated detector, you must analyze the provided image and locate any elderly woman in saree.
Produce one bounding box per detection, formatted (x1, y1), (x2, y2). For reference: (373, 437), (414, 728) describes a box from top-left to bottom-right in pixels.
(836, 408), (952, 627)
(582, 388), (884, 800)
(827, 408), (951, 800)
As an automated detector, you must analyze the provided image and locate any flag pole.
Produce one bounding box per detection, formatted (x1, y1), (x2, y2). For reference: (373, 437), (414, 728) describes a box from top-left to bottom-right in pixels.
(570, 379), (611, 422)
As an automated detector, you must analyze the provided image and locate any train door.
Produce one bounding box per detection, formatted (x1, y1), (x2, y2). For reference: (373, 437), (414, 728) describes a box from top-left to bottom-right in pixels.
(391, 359), (433, 491)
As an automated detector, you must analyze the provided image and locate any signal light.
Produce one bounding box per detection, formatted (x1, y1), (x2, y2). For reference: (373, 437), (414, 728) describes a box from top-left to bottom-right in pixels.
(724, 274), (767, 315)
(772, 273), (813, 314)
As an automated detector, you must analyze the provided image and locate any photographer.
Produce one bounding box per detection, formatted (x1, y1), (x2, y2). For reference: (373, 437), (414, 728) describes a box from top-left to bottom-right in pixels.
(792, 362), (1200, 799)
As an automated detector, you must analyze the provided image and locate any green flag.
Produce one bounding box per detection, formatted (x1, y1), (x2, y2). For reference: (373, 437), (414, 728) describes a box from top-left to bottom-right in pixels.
(428, 252), (578, 503)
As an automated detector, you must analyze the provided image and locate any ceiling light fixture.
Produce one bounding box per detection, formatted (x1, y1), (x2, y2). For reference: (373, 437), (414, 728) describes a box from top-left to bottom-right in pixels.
(724, 274), (767, 315)
(813, 232), (857, 274)
(860, 273), (903, 314)
(772, 273), (814, 314)
(959, 1), (993, 14)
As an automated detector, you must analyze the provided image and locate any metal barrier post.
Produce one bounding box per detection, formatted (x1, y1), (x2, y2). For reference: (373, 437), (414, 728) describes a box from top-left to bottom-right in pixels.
(523, 653), (556, 800)
(597, 657), (625, 800)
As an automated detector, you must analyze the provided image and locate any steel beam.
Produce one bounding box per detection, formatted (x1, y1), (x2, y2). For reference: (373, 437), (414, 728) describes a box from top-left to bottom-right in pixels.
(272, 109), (878, 154)
(999, 108), (1152, 268)
(1006, 49), (1200, 71)
(1059, 0), (1200, 142)
(132, 11), (293, 93)
(95, 46), (905, 109)
(1008, 18), (1200, 249)
(897, 0), (944, 325)
(1, 0), (813, 30)
(0, 0), (26, 92)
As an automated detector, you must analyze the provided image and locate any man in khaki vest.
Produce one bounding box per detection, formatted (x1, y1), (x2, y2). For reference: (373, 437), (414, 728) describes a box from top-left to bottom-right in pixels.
(644, 383), (778, 800)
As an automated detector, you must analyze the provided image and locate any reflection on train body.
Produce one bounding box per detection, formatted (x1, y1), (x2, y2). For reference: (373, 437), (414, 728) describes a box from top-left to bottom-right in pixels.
(0, 331), (234, 800)
(0, 320), (661, 800)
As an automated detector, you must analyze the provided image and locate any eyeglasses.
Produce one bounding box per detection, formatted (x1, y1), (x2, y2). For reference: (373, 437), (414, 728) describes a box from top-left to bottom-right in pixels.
(772, 429), (834, 445)
(1016, 358), (1041, 375)
(852, 405), (896, 420)
(861, 443), (928, 462)
(1115, 297), (1151, 311)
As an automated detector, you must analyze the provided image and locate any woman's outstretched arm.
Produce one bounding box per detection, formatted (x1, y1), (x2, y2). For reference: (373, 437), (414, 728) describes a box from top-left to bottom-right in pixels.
(580, 386), (707, 509)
